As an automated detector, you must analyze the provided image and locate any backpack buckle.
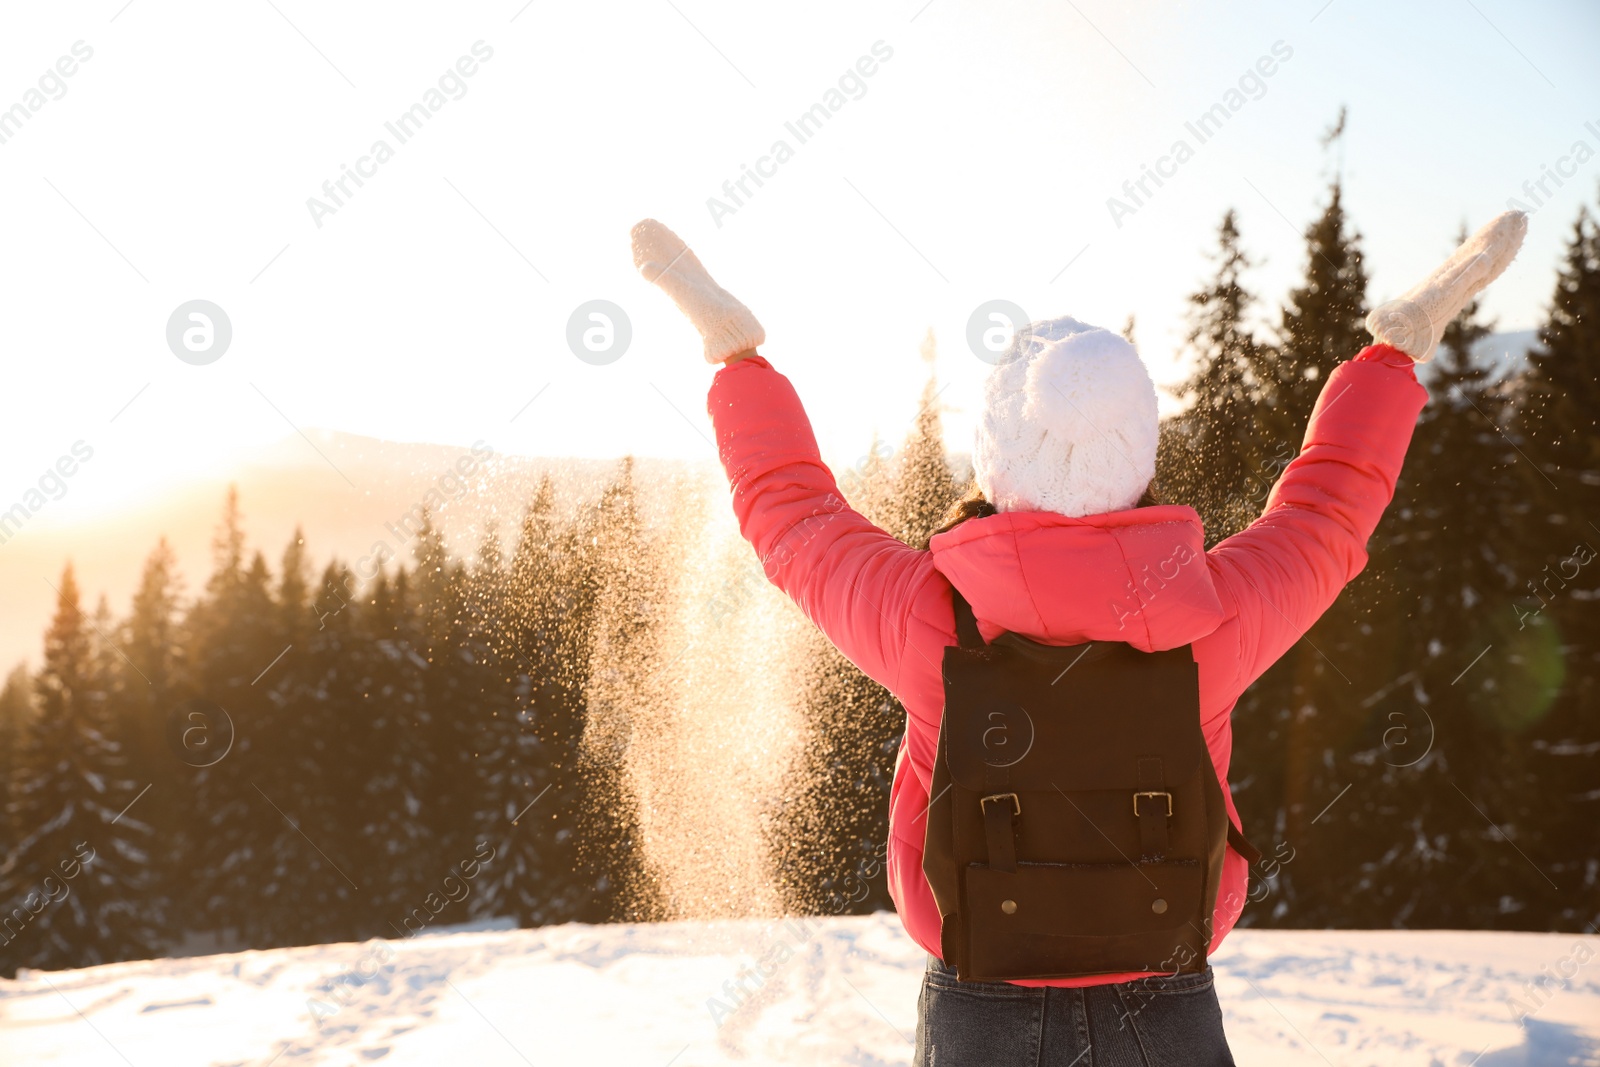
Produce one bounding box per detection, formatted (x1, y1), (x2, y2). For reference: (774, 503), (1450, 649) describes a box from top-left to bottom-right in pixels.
(1133, 790), (1172, 817)
(981, 792), (1021, 817)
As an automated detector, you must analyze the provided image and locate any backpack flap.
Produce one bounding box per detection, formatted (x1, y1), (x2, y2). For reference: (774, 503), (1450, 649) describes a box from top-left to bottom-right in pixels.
(940, 642), (1205, 795)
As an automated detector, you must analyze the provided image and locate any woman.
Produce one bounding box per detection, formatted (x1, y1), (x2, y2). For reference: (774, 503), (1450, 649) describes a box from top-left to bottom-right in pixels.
(631, 212), (1527, 1064)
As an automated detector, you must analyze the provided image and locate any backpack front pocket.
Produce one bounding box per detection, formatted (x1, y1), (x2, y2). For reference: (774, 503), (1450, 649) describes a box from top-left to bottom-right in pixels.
(959, 859), (1207, 981)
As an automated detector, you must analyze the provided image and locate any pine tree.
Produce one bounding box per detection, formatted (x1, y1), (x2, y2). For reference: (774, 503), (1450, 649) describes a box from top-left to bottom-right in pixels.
(1228, 176), (1380, 926)
(1505, 197), (1600, 930)
(1338, 245), (1536, 928)
(473, 480), (594, 927)
(184, 491), (304, 945)
(264, 525), (318, 919)
(1162, 209), (1280, 542)
(1524, 205), (1600, 478)
(278, 529), (312, 642)
(0, 567), (155, 975)
(476, 523), (505, 583)
(118, 538), (187, 930)
(223, 529), (345, 947)
(269, 557), (367, 946)
(1272, 180), (1371, 436)
(884, 330), (960, 548)
(404, 509), (492, 928)
(0, 665), (33, 847)
(122, 538), (184, 742)
(346, 567), (437, 936)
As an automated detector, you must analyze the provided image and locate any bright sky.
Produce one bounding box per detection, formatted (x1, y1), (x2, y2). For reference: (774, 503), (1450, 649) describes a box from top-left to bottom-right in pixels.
(1, 0), (1598, 525)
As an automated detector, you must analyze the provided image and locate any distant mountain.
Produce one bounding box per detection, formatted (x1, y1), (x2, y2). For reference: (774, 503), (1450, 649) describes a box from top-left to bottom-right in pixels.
(1414, 328), (1539, 388)
(1472, 328), (1539, 370)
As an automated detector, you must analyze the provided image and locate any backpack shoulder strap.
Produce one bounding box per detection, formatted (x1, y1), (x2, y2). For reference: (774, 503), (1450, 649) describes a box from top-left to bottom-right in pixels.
(1227, 820), (1263, 866)
(950, 587), (985, 649)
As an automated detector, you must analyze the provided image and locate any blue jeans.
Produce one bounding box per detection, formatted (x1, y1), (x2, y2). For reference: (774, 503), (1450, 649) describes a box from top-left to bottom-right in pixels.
(913, 956), (1235, 1066)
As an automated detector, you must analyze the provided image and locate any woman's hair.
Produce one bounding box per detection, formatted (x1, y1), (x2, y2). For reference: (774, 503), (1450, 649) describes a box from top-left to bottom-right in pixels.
(930, 489), (998, 539)
(930, 480), (1164, 541)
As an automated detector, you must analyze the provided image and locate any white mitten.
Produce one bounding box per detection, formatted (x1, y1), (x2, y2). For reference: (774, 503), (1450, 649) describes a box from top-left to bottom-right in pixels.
(1366, 210), (1528, 363)
(632, 219), (765, 364)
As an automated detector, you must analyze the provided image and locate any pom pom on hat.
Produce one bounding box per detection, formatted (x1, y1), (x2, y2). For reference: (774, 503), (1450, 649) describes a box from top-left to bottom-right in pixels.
(972, 316), (1159, 518)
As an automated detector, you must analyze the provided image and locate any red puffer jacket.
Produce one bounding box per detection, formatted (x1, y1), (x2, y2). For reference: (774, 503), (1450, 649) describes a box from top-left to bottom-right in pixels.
(707, 344), (1425, 987)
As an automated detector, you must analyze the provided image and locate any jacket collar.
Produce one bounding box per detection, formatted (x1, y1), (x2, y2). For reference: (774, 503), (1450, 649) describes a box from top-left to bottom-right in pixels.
(928, 506), (1224, 652)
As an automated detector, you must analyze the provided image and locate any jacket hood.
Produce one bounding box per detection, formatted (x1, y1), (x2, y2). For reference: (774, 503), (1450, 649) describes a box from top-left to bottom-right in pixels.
(928, 505), (1224, 653)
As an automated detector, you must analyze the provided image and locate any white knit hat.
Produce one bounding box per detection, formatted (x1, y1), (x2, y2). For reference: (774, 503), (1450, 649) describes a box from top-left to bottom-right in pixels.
(972, 315), (1159, 518)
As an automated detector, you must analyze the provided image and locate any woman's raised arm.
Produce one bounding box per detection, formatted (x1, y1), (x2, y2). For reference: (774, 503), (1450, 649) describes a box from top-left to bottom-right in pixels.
(632, 219), (936, 693)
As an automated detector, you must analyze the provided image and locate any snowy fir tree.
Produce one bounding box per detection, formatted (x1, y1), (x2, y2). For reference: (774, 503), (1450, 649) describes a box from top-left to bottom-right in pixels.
(1330, 246), (1538, 927)
(115, 538), (188, 931)
(0, 567), (156, 974)
(0, 665), (33, 846)
(1511, 200), (1600, 926)
(1162, 209), (1279, 543)
(1272, 179), (1371, 439)
(887, 330), (963, 550)
(183, 493), (304, 945)
(1524, 204), (1600, 480)
(471, 478), (596, 927)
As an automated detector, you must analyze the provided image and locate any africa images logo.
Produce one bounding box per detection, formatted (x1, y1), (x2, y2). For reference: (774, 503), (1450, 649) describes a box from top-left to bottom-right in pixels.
(978, 698), (1034, 769)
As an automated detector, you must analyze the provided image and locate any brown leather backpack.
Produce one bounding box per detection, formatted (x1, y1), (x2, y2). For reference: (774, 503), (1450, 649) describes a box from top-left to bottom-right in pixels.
(922, 589), (1261, 982)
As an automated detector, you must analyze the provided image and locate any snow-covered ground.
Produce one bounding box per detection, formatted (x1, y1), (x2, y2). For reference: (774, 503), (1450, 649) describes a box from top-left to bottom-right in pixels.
(2, 915), (1596, 1066)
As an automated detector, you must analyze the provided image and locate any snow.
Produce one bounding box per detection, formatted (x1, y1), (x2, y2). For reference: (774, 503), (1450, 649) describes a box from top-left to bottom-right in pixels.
(2, 915), (1596, 1066)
